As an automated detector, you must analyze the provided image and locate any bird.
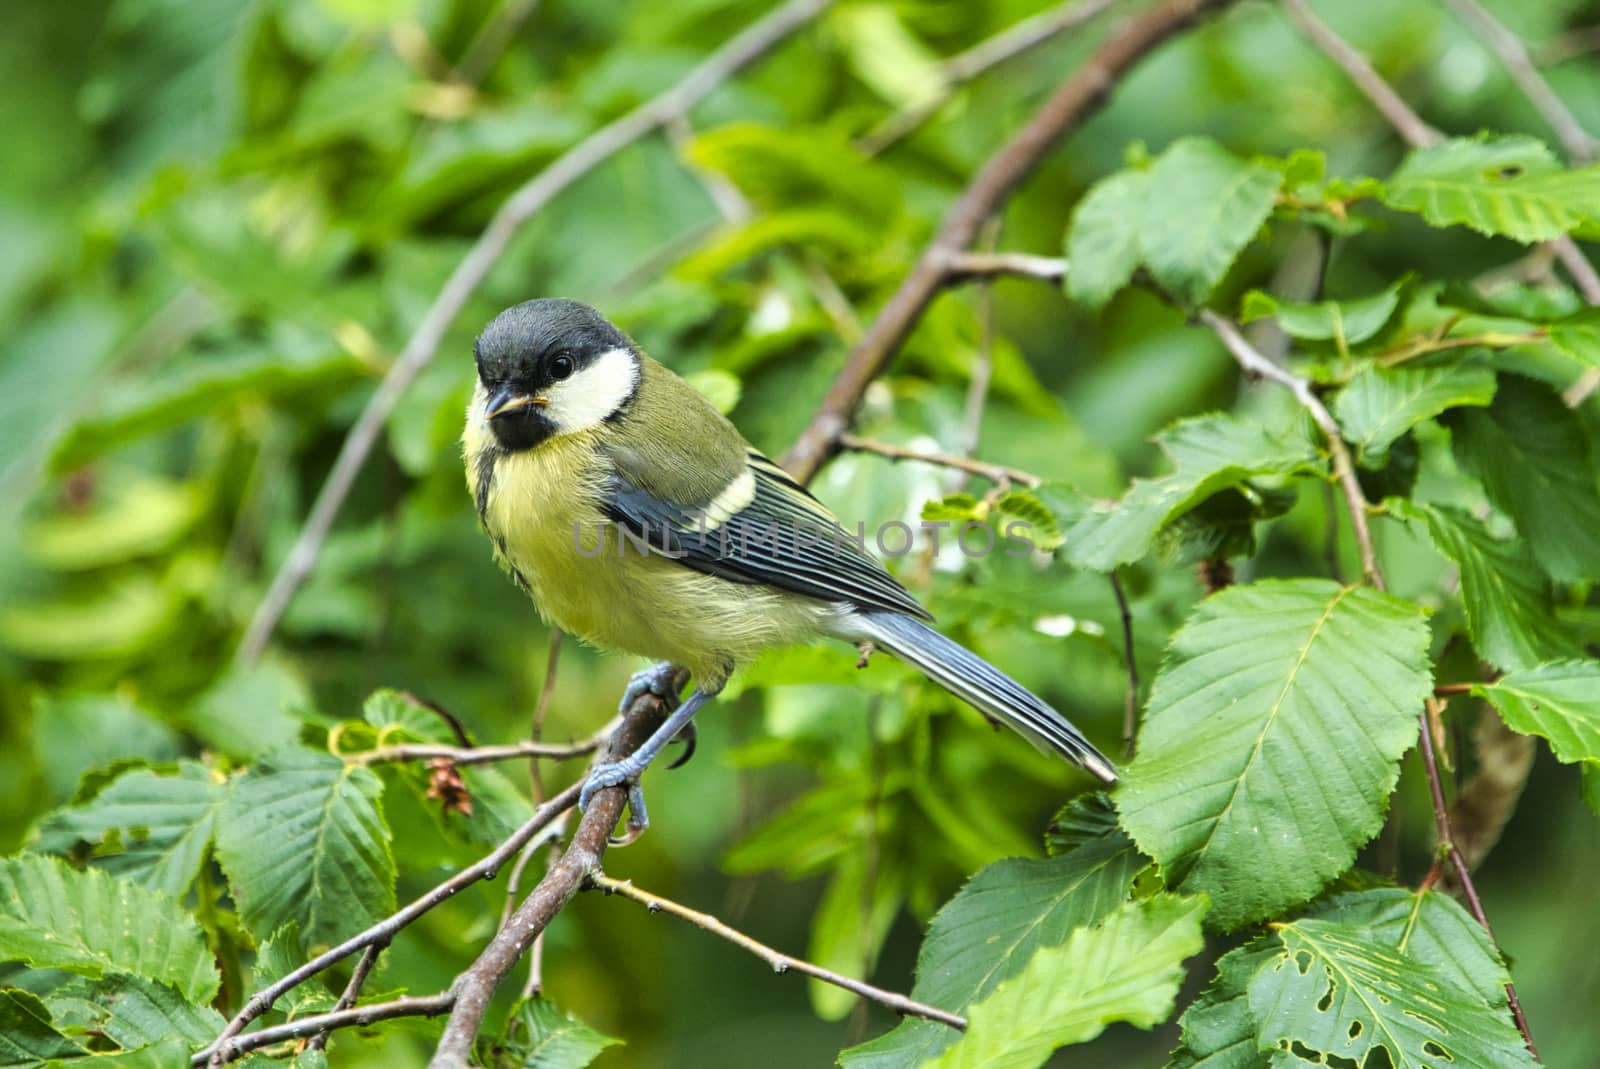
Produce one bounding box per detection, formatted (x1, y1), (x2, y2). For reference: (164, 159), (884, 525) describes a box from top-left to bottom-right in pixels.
(462, 298), (1116, 832)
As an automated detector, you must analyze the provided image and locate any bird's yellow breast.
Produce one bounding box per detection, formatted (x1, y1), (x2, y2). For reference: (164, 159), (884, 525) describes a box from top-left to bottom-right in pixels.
(463, 403), (833, 685)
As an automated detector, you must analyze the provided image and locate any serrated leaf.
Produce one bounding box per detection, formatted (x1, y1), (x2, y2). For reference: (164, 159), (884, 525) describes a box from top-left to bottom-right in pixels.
(1143, 139), (1282, 306)
(1166, 938), (1279, 1069)
(49, 972), (225, 1050)
(1118, 581), (1431, 930)
(1044, 793), (1120, 856)
(839, 827), (1142, 1069)
(995, 491), (1061, 551)
(1248, 918), (1536, 1068)
(1389, 501), (1577, 671)
(1445, 375), (1600, 582)
(1477, 661), (1600, 763)
(183, 659), (311, 759)
(1334, 365), (1495, 465)
(1241, 279), (1410, 349)
(489, 997), (621, 1069)
(1064, 169), (1151, 311)
(1384, 135), (1600, 242)
(362, 688), (455, 744)
(0, 989), (86, 1067)
(924, 894), (1208, 1069)
(0, 855), (219, 1003)
(33, 760), (228, 897)
(1065, 415), (1320, 571)
(921, 494), (984, 526)
(1548, 307), (1600, 367)
(215, 749), (396, 950)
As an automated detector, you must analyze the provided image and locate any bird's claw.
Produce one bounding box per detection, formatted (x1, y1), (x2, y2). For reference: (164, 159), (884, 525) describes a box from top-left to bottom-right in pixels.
(618, 663), (679, 715)
(578, 758), (650, 840)
(666, 719), (697, 769)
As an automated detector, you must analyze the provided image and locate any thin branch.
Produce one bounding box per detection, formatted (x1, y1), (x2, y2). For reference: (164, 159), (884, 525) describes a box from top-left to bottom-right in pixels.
(954, 219), (1005, 487)
(306, 940), (388, 1053)
(237, 0), (839, 664)
(350, 733), (607, 768)
(588, 873), (967, 1031)
(194, 994), (454, 1065)
(943, 251), (1068, 283)
(1108, 571), (1139, 756)
(204, 784), (580, 1066)
(783, 0), (1242, 485)
(1196, 310), (1382, 587)
(838, 433), (1041, 488)
(1281, 0), (1600, 306)
(1440, 0), (1598, 162)
(859, 0), (1122, 155)
(428, 686), (680, 1068)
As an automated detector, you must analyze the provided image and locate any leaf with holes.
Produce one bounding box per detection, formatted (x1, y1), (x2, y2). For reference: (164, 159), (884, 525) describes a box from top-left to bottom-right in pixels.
(1477, 661), (1600, 763)
(0, 989), (87, 1068)
(1390, 500), (1578, 671)
(1166, 937), (1278, 1069)
(1065, 415), (1320, 572)
(214, 748), (396, 950)
(1445, 375), (1600, 582)
(1142, 139), (1282, 306)
(0, 855), (218, 1003)
(32, 760), (228, 898)
(924, 893), (1208, 1069)
(1333, 364), (1495, 466)
(1384, 134), (1600, 242)
(1248, 918), (1536, 1068)
(1117, 581), (1431, 930)
(839, 823), (1143, 1069)
(1064, 169), (1151, 311)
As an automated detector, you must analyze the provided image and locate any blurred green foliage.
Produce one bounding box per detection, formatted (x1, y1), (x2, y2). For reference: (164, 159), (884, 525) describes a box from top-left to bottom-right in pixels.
(3, 0), (1600, 1066)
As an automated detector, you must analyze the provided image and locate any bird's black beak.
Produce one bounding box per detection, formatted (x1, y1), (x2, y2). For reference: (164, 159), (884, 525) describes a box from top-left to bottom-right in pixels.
(486, 385), (547, 420)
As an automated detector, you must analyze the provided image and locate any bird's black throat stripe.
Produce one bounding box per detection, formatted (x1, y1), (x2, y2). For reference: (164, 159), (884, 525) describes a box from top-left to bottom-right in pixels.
(474, 444), (503, 522)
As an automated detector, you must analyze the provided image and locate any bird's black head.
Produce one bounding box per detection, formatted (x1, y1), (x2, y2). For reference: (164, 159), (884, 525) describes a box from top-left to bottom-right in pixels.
(473, 299), (640, 452)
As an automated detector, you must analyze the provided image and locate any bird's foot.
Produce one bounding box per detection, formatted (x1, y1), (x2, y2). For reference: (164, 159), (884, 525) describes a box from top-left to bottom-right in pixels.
(578, 756), (650, 841)
(618, 662), (680, 715)
(666, 719), (697, 770)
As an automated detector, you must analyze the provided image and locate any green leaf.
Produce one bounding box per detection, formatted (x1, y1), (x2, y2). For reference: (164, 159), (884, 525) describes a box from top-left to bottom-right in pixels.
(1166, 938), (1278, 1069)
(1477, 661), (1600, 763)
(1118, 581), (1431, 930)
(1446, 375), (1600, 582)
(1548, 307), (1600, 368)
(1384, 134), (1600, 242)
(1065, 415), (1320, 571)
(1043, 793), (1120, 856)
(362, 688), (455, 744)
(487, 997), (621, 1069)
(0, 989), (86, 1067)
(1389, 501), (1577, 671)
(1142, 139), (1282, 306)
(1064, 169), (1151, 311)
(995, 491), (1062, 552)
(1584, 761), (1600, 816)
(687, 122), (899, 221)
(46, 972), (225, 1050)
(923, 894), (1208, 1069)
(1240, 278), (1409, 349)
(839, 825), (1143, 1069)
(32, 760), (228, 897)
(0, 855), (219, 1003)
(214, 749), (396, 950)
(182, 659), (310, 759)
(1333, 364), (1496, 465)
(1248, 917), (1536, 1068)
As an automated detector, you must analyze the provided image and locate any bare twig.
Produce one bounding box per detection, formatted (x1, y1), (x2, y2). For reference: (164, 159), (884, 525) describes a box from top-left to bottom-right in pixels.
(1108, 571), (1139, 755)
(1282, 0), (1600, 308)
(1440, 0), (1598, 162)
(237, 0), (839, 664)
(839, 433), (1042, 488)
(204, 784), (580, 1065)
(350, 732), (609, 767)
(429, 695), (674, 1068)
(588, 873), (967, 1030)
(783, 0), (1242, 485)
(1196, 310), (1382, 587)
(306, 940), (388, 1053)
(943, 251), (1068, 283)
(194, 994), (455, 1065)
(859, 0), (1122, 155)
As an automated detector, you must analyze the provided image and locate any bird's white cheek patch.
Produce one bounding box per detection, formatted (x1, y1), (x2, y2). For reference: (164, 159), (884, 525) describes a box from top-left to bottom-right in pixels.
(545, 348), (639, 435)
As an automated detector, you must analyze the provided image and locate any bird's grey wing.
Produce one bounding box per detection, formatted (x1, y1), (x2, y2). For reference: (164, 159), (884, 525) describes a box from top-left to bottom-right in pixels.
(602, 448), (933, 621)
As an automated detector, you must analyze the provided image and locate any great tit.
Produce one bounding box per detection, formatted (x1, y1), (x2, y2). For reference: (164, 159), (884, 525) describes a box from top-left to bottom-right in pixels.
(463, 299), (1116, 829)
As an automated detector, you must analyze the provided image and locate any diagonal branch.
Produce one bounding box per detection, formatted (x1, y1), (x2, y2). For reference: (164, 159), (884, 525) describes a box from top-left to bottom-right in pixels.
(782, 0), (1242, 485)
(588, 872), (967, 1030)
(236, 0), (839, 664)
(839, 433), (1042, 488)
(194, 994), (455, 1065)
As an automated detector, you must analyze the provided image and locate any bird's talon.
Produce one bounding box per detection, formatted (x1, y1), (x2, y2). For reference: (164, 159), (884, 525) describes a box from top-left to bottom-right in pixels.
(665, 720), (698, 770)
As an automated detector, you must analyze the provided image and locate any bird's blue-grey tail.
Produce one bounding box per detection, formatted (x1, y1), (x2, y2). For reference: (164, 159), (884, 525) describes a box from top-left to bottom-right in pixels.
(848, 612), (1118, 784)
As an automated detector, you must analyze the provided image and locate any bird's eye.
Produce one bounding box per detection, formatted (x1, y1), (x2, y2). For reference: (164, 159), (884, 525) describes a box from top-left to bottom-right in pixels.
(550, 354), (575, 381)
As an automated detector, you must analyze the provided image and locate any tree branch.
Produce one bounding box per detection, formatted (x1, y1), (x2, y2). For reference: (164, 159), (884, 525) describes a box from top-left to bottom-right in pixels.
(588, 873), (967, 1031)
(350, 731), (610, 768)
(236, 0), (839, 664)
(783, 0), (1241, 485)
(204, 783), (580, 1065)
(1440, 0), (1598, 162)
(838, 433), (1042, 488)
(428, 686), (679, 1067)
(306, 940), (388, 1053)
(942, 251), (1069, 283)
(194, 994), (455, 1065)
(859, 0), (1122, 155)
